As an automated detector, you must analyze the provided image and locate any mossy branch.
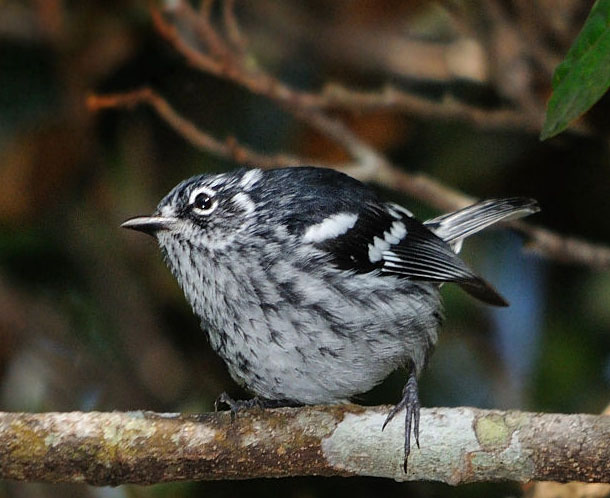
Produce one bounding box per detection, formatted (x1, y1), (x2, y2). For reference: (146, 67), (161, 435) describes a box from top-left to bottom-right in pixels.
(0, 406), (608, 485)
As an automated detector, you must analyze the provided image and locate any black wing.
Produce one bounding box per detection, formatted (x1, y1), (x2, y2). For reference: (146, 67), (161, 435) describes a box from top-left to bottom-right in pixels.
(311, 200), (508, 306)
(248, 167), (507, 306)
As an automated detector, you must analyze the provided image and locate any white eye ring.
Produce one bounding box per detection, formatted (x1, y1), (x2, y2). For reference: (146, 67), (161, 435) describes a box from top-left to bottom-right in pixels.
(189, 186), (218, 216)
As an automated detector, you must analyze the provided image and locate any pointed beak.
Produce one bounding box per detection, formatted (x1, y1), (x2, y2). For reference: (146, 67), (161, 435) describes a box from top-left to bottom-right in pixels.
(121, 216), (177, 236)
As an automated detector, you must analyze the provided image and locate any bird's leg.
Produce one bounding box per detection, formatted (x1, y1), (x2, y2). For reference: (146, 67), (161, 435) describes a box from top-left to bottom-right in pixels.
(382, 372), (420, 472)
(214, 392), (302, 422)
(214, 392), (265, 422)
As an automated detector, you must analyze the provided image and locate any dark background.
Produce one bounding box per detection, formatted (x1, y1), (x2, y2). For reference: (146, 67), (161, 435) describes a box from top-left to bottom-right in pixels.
(0, 1), (608, 497)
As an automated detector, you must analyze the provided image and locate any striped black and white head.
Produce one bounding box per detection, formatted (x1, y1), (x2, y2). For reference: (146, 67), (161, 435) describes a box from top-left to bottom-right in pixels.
(122, 168), (265, 254)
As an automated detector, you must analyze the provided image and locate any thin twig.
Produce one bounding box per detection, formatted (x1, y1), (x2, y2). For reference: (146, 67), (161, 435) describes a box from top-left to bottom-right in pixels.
(158, 1), (593, 136)
(178, 0), (230, 60)
(88, 87), (610, 269)
(222, 0), (247, 53)
(87, 89), (301, 167)
(156, 2), (545, 132)
(151, 7), (222, 75)
(512, 0), (562, 76)
(161, 2), (591, 134)
(511, 221), (610, 269)
(88, 2), (610, 269)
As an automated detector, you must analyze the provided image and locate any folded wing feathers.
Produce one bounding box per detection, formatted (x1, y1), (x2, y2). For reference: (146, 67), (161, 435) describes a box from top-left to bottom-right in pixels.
(382, 239), (475, 282)
(376, 199), (538, 306)
(313, 197), (537, 307)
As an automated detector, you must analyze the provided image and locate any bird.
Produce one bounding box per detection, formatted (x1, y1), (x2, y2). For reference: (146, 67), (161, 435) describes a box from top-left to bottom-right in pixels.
(121, 166), (539, 471)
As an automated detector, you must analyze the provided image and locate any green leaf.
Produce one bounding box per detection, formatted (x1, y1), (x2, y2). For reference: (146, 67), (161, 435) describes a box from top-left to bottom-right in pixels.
(540, 0), (610, 140)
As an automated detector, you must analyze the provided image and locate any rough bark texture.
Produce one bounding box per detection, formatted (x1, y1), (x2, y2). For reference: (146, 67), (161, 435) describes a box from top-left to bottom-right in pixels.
(0, 406), (608, 485)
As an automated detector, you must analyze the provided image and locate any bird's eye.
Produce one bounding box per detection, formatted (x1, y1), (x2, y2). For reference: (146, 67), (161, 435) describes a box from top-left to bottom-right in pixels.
(194, 193), (212, 210)
(191, 192), (217, 215)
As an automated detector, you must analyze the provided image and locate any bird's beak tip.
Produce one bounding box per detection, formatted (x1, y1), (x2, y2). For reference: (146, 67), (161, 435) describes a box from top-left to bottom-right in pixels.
(121, 216), (176, 236)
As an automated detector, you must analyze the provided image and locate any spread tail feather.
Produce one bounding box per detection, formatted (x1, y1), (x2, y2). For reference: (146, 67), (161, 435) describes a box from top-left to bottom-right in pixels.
(425, 197), (540, 249)
(425, 197), (539, 306)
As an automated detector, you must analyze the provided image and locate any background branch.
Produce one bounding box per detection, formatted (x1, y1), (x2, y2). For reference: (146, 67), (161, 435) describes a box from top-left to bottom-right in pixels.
(153, 2), (545, 131)
(89, 1), (610, 269)
(88, 87), (610, 270)
(1, 406), (608, 485)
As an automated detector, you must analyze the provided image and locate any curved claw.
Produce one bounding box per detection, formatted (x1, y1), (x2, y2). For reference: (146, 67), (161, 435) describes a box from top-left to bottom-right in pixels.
(382, 398), (406, 431)
(381, 373), (421, 473)
(214, 392), (267, 423)
(214, 392), (238, 422)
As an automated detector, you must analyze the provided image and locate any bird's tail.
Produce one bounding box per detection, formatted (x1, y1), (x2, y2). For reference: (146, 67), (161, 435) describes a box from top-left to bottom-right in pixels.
(425, 197), (540, 252)
(424, 197), (539, 307)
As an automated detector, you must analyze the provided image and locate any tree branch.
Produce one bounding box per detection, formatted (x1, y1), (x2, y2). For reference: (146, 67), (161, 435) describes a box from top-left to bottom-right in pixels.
(1, 406), (608, 485)
(86, 2), (610, 270)
(87, 87), (610, 270)
(152, 1), (544, 133)
(86, 89), (303, 167)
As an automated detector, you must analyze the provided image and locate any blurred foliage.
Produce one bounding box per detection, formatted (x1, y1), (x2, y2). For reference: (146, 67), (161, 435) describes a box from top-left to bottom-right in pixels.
(0, 0), (608, 497)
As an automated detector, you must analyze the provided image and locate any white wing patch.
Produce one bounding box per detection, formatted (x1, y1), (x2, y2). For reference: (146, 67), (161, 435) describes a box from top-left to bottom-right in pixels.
(239, 169), (263, 190)
(388, 202), (414, 218)
(368, 220), (407, 263)
(388, 221), (407, 243)
(387, 208), (402, 220)
(303, 213), (358, 244)
(368, 245), (383, 263)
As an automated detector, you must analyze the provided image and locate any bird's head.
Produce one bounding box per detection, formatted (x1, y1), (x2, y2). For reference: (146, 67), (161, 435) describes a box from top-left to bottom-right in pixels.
(122, 169), (264, 253)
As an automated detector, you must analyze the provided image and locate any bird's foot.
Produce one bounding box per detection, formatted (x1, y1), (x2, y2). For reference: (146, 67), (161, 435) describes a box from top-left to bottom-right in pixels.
(214, 393), (302, 422)
(214, 392), (265, 422)
(381, 372), (420, 473)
